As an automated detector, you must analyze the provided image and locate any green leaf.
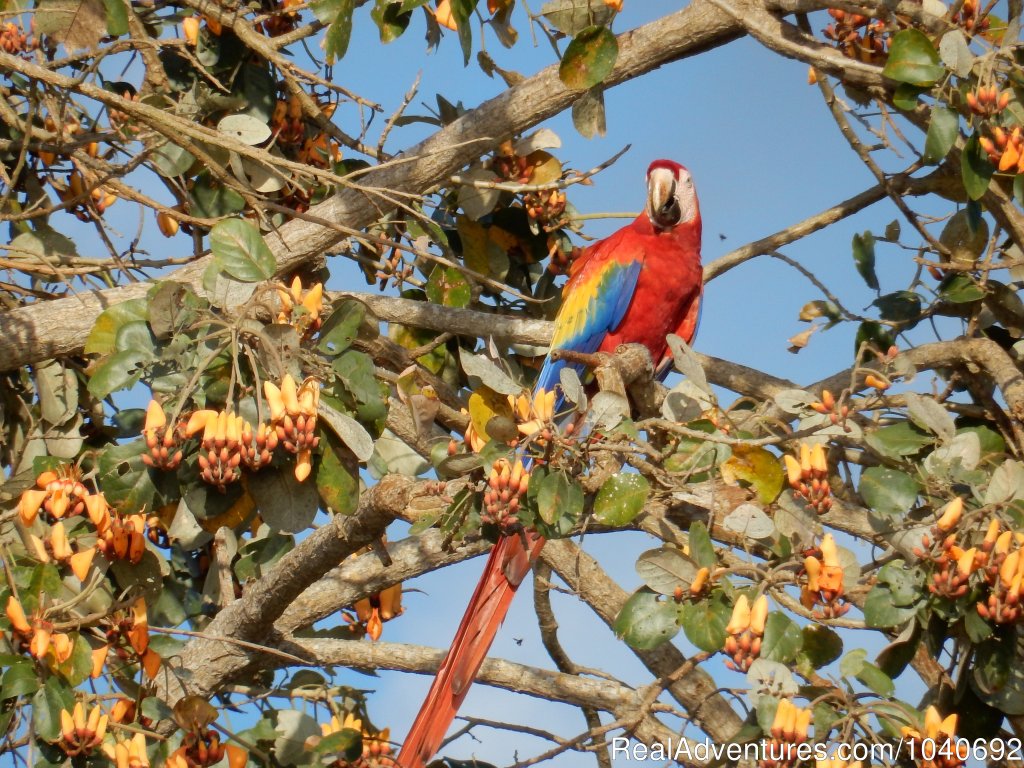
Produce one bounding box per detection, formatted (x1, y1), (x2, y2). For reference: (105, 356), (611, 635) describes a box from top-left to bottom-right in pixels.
(248, 466), (320, 533)
(962, 133), (995, 201)
(542, 0), (616, 36)
(760, 612), (802, 663)
(96, 439), (157, 513)
(923, 106), (958, 164)
(190, 174), (246, 218)
(852, 231), (879, 291)
(1015, 174), (1024, 206)
(87, 349), (145, 398)
(316, 728), (363, 761)
(613, 588), (679, 650)
(572, 85), (607, 139)
(857, 662), (895, 696)
(84, 298), (148, 355)
(101, 0), (128, 35)
(321, 299), (370, 356)
(635, 547), (698, 595)
(865, 422), (933, 459)
(939, 273), (986, 303)
(863, 584), (919, 627)
(859, 467), (920, 517)
(876, 625), (921, 677)
(32, 675), (74, 742)
(855, 321), (895, 356)
(317, 434), (362, 518)
(151, 140), (195, 178)
(536, 471), (583, 525)
(593, 473), (649, 526)
(558, 25), (618, 90)
(332, 351), (388, 430)
(451, 0), (474, 64)
(687, 521), (716, 568)
(893, 83), (926, 110)
(882, 28), (945, 86)
(370, 0), (411, 43)
(797, 625), (843, 670)
(426, 265), (472, 308)
(323, 0), (355, 62)
(1, 660), (40, 699)
(678, 593), (730, 653)
(210, 219), (276, 282)
(873, 290), (922, 323)
(58, 633), (95, 687)
(217, 114), (272, 146)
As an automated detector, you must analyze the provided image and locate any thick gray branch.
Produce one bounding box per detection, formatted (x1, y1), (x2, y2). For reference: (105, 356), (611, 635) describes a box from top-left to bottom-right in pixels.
(153, 475), (406, 725)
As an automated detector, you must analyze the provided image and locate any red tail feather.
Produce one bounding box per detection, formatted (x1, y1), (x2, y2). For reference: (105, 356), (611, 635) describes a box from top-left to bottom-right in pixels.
(397, 532), (545, 768)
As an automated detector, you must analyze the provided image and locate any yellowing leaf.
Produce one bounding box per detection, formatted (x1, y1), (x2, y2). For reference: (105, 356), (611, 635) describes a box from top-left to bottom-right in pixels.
(720, 446), (785, 505)
(468, 386), (513, 441)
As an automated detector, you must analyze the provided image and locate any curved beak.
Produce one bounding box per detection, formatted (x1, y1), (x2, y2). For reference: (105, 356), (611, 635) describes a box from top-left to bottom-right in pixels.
(647, 168), (680, 229)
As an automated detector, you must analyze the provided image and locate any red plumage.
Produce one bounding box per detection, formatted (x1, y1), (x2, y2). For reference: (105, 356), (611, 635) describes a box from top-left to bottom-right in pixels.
(398, 160), (702, 768)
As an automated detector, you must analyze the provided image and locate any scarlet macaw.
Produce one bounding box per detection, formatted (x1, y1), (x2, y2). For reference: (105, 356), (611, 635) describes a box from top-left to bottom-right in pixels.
(398, 159), (703, 768)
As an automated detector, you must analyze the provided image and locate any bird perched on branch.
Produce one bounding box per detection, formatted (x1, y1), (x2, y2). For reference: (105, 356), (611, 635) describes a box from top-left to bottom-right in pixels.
(398, 159), (703, 768)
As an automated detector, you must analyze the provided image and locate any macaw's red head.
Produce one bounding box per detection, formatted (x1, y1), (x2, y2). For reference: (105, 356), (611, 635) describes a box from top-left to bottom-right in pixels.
(645, 159), (699, 232)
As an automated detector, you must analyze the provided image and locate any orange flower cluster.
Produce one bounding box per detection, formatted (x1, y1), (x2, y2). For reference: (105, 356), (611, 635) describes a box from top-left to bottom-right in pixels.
(977, 522), (1024, 624)
(760, 699), (813, 768)
(58, 701), (108, 757)
(452, 387), (558, 457)
(271, 95), (342, 174)
(809, 388), (849, 427)
(18, 466), (146, 581)
(6, 594), (73, 664)
(167, 731), (247, 768)
(901, 706), (966, 768)
(276, 276), (325, 336)
(952, 0), (989, 34)
(523, 188), (567, 228)
(919, 499), (980, 600)
(186, 409), (249, 490)
(102, 732), (151, 768)
(510, 387), (556, 442)
(966, 85), (1010, 118)
(261, 0), (302, 37)
(19, 464), (89, 524)
(979, 126), (1024, 173)
(321, 713), (397, 768)
(265, 374), (321, 481)
(352, 583), (403, 642)
(823, 9), (888, 64)
(801, 533), (849, 618)
(92, 597), (161, 681)
(816, 758), (861, 768)
(723, 594), (768, 672)
(783, 443), (832, 514)
(95, 507), (149, 565)
(25, 518), (95, 580)
(481, 457), (530, 531)
(60, 170), (118, 220)
(0, 21), (30, 54)
(142, 399), (185, 470)
(145, 374), (318, 489)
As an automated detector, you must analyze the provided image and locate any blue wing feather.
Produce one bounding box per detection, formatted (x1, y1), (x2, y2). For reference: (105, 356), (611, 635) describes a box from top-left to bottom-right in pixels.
(535, 255), (643, 399)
